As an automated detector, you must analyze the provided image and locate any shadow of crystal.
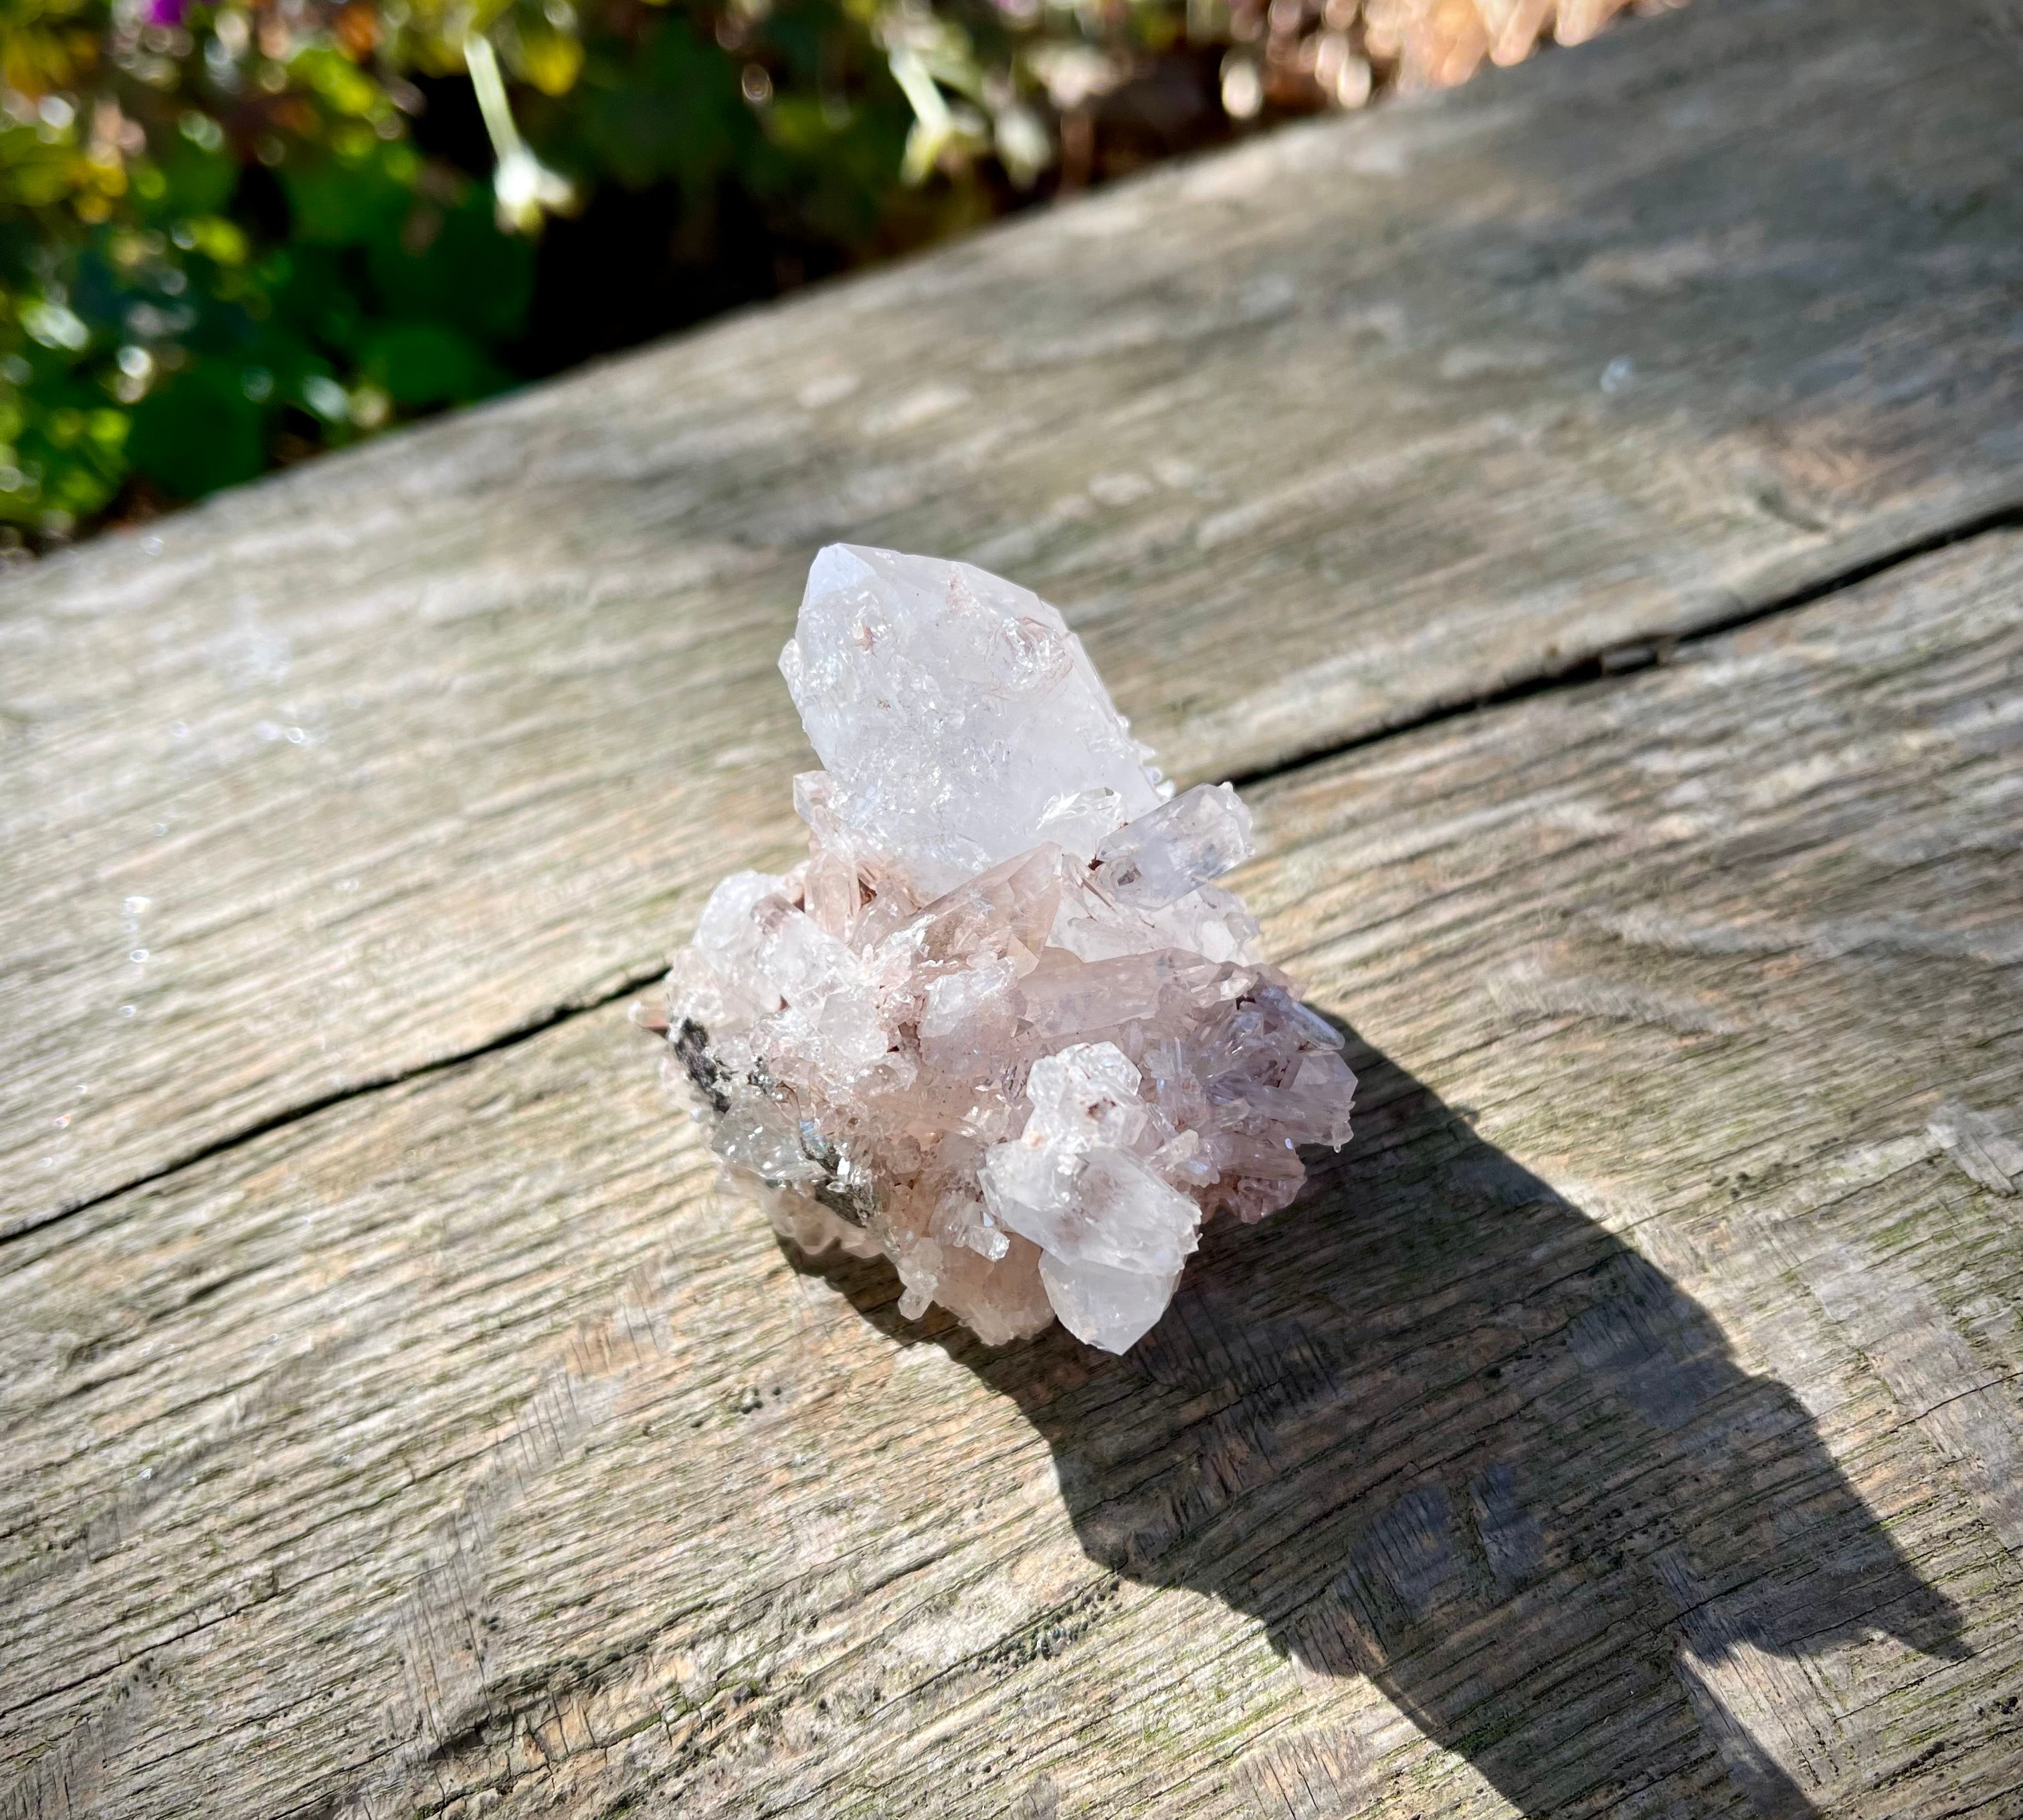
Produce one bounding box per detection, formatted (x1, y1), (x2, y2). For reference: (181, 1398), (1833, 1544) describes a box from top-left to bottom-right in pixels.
(783, 1018), (1967, 1819)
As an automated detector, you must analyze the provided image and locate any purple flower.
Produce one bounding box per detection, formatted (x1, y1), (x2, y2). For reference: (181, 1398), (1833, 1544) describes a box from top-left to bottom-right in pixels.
(143, 0), (189, 25)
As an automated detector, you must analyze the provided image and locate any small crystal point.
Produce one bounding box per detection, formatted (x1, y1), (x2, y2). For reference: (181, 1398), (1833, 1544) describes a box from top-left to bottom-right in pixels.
(662, 545), (1355, 1353)
(1092, 781), (1254, 908)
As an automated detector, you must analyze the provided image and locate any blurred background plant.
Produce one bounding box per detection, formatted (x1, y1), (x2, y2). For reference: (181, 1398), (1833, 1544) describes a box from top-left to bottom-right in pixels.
(0, 0), (1674, 549)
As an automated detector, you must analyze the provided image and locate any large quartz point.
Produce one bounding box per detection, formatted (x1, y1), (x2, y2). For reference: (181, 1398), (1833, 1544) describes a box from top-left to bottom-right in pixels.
(659, 544), (1356, 1353)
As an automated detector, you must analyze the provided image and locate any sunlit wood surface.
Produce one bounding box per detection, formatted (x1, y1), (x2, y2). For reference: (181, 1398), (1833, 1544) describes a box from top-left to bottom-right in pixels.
(3, 1), (2020, 1815)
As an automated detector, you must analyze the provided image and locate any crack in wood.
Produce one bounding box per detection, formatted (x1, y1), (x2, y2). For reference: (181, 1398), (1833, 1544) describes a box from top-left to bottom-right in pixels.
(1, 965), (670, 1252)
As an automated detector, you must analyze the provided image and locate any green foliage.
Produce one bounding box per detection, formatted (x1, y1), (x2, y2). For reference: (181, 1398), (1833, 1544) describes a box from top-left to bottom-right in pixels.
(0, 0), (551, 535)
(0, 0), (1435, 541)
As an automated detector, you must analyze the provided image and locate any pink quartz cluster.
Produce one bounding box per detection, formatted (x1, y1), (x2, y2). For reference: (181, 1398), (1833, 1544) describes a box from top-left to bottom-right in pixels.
(660, 545), (1355, 1352)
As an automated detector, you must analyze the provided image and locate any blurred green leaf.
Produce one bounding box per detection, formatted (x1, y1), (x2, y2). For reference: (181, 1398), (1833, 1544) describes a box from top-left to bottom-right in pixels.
(282, 154), (411, 247)
(362, 321), (500, 405)
(157, 143), (237, 219)
(366, 191), (534, 344)
(126, 363), (269, 498)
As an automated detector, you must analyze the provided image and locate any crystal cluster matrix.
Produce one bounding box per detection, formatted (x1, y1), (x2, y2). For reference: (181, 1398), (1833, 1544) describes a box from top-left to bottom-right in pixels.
(659, 545), (1355, 1352)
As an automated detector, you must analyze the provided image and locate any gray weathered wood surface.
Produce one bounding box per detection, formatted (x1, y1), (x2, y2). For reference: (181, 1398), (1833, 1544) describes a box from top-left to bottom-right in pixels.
(5, 1), (2023, 1816)
(10, 0), (2023, 1231)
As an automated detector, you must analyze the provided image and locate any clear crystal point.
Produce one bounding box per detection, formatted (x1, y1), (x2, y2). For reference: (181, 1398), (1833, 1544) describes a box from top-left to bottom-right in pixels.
(779, 544), (1167, 898)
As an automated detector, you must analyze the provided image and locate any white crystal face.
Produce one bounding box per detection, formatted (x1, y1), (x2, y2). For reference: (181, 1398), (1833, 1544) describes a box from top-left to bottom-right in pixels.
(779, 543), (1169, 900)
(662, 544), (1356, 1354)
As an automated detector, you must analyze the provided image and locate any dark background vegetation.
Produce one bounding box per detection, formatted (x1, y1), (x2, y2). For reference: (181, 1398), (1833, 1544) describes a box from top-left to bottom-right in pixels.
(0, 0), (1660, 550)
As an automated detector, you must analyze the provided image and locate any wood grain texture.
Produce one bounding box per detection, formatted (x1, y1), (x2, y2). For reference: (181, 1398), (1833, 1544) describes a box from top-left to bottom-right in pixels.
(5, 528), (2019, 1819)
(9, 0), (2023, 1230)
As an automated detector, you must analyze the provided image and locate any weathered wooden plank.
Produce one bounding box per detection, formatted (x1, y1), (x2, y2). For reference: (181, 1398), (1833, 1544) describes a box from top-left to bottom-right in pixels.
(8, 0), (2023, 1231)
(5, 529), (2018, 1818)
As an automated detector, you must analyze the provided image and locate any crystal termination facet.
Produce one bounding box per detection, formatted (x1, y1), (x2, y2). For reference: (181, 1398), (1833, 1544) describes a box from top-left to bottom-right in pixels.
(659, 544), (1356, 1353)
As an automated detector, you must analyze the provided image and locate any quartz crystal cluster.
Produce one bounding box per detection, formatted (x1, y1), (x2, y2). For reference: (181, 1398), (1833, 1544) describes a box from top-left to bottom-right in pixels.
(658, 545), (1355, 1352)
